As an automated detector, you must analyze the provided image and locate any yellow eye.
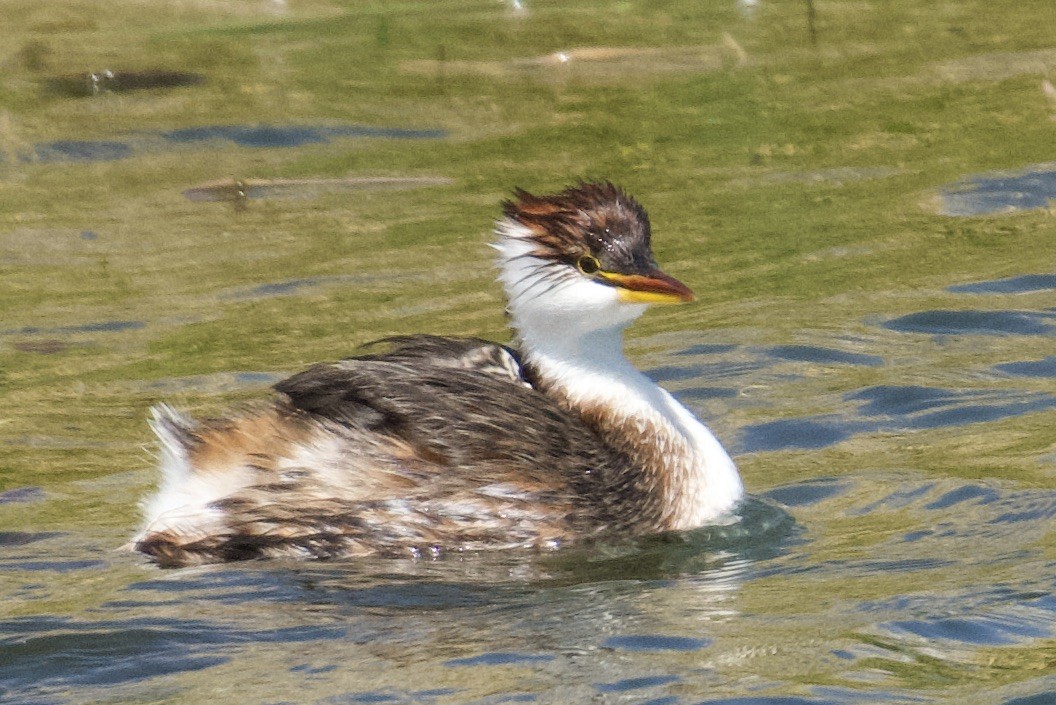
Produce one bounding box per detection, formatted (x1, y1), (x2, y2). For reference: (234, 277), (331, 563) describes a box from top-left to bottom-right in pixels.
(577, 255), (601, 274)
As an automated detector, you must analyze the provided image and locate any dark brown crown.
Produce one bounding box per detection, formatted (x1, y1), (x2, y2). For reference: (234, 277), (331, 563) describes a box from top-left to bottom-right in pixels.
(501, 182), (658, 275)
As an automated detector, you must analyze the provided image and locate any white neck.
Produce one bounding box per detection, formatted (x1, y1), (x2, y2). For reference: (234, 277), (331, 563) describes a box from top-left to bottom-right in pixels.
(495, 221), (743, 529)
(519, 323), (743, 530)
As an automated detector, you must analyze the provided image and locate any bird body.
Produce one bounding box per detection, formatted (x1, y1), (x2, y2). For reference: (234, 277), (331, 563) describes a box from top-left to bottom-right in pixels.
(133, 183), (743, 566)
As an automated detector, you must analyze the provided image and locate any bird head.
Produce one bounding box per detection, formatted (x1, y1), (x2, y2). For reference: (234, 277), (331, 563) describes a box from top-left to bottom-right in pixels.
(494, 182), (693, 338)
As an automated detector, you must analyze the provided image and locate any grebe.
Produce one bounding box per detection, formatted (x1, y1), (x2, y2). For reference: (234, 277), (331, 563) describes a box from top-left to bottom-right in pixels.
(133, 182), (743, 566)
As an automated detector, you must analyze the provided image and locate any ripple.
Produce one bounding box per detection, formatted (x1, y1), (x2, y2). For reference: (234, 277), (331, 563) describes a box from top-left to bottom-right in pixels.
(0, 560), (105, 572)
(3, 320), (145, 336)
(0, 615), (347, 693)
(763, 478), (849, 507)
(886, 613), (1049, 646)
(594, 674), (680, 693)
(20, 124), (447, 164)
(740, 417), (857, 452)
(444, 652), (554, 667)
(766, 345), (883, 367)
(995, 357), (1056, 378)
(948, 274), (1056, 294)
(601, 634), (711, 652)
(0, 531), (63, 547)
(848, 385), (1056, 430)
(32, 140), (133, 162)
(697, 697), (840, 705)
(882, 310), (1055, 336)
(1003, 693), (1056, 705)
(938, 164), (1056, 216)
(0, 486), (46, 504)
(924, 484), (1001, 510)
(161, 124), (446, 148)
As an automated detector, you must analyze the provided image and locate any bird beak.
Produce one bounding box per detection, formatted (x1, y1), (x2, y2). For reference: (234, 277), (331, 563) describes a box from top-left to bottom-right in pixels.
(599, 268), (695, 305)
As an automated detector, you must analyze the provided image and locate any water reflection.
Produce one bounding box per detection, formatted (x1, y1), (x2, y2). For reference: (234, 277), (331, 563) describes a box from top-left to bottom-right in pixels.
(938, 164), (1056, 216)
(20, 124), (447, 164)
(46, 69), (205, 98)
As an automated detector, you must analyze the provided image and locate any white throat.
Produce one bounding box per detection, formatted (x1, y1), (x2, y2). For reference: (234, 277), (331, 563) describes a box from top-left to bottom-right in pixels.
(494, 220), (744, 529)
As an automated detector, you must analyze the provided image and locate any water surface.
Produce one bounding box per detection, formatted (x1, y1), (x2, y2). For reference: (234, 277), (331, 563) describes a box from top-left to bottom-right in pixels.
(2, 1), (1056, 704)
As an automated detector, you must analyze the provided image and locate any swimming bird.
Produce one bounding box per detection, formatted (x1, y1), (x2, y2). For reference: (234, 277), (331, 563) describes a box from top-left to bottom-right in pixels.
(133, 182), (743, 566)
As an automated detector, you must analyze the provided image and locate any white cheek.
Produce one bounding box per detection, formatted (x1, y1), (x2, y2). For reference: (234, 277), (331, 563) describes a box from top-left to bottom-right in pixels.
(494, 225), (646, 333)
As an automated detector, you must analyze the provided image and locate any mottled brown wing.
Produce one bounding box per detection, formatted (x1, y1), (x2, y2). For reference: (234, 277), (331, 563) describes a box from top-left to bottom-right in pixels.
(274, 336), (610, 481)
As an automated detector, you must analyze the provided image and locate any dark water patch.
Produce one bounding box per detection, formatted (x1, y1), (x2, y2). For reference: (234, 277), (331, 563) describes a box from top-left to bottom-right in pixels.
(33, 140), (134, 162)
(13, 339), (68, 354)
(882, 310), (1055, 335)
(19, 124), (446, 165)
(848, 385), (1056, 431)
(46, 69), (205, 97)
(640, 698), (680, 705)
(995, 357), (1056, 377)
(0, 615), (348, 693)
(763, 478), (848, 507)
(1004, 693), (1056, 705)
(740, 417), (858, 452)
(594, 674), (680, 693)
(4, 320), (144, 336)
(886, 614), (1049, 646)
(290, 663), (338, 675)
(766, 345), (883, 367)
(549, 496), (794, 583)
(601, 635), (711, 652)
(901, 397), (1056, 430)
(324, 689), (460, 704)
(949, 274), (1056, 294)
(336, 693), (400, 703)
(990, 494), (1056, 524)
(855, 557), (955, 572)
(851, 385), (964, 416)
(742, 385), (1056, 452)
(321, 580), (499, 611)
(139, 371), (282, 395)
(250, 279), (316, 296)
(444, 652), (554, 667)
(697, 698), (839, 705)
(0, 486), (46, 504)
(126, 568), (306, 604)
(675, 386), (738, 401)
(675, 343), (738, 356)
(925, 484), (1001, 510)
(938, 164), (1056, 216)
(184, 176), (452, 203)
(162, 124), (446, 148)
(0, 531), (63, 547)
(224, 276), (331, 300)
(0, 559), (105, 572)
(219, 272), (407, 300)
(650, 364), (712, 382)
